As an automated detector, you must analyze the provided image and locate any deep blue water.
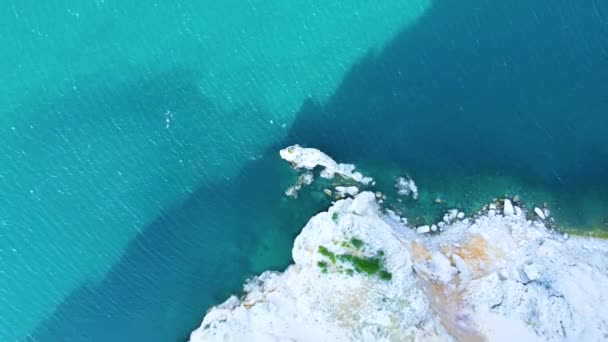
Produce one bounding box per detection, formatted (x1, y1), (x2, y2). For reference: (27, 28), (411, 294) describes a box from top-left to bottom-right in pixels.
(0, 1), (606, 341)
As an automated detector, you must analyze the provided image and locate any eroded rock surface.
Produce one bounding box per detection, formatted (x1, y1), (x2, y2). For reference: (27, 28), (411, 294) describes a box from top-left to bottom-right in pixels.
(191, 192), (608, 341)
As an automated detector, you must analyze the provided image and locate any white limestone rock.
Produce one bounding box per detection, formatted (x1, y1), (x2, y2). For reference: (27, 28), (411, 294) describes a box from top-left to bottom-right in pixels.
(385, 209), (401, 222)
(520, 264), (540, 284)
(514, 206), (523, 216)
(280, 145), (373, 184)
(416, 225), (431, 234)
(534, 207), (546, 220)
(192, 190), (608, 342)
(349, 186), (360, 197)
(299, 171), (314, 186)
(334, 186), (359, 197)
(284, 185), (299, 197)
(503, 199), (514, 216)
(395, 176), (419, 200)
(443, 209), (459, 224)
(498, 268), (510, 281)
(463, 273), (504, 310)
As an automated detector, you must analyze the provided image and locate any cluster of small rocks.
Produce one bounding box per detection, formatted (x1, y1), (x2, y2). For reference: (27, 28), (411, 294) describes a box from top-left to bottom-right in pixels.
(284, 171), (314, 198)
(479, 196), (551, 223)
(416, 208), (467, 235)
(416, 195), (557, 236)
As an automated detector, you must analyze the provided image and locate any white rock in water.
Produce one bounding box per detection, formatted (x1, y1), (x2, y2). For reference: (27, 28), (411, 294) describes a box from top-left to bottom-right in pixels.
(443, 209), (459, 223)
(280, 145), (373, 184)
(543, 208), (550, 218)
(285, 172), (315, 198)
(299, 171), (314, 185)
(192, 190), (608, 342)
(430, 224), (438, 232)
(323, 189), (332, 197)
(457, 212), (465, 220)
(489, 204), (497, 210)
(285, 185), (300, 197)
(534, 207), (546, 220)
(346, 186), (359, 196)
(503, 199), (514, 216)
(395, 176), (419, 200)
(416, 225), (431, 234)
(334, 186), (359, 198)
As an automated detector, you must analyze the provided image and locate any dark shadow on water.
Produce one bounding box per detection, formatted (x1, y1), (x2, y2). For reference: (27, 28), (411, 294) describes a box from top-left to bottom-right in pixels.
(29, 0), (608, 341)
(286, 0), (608, 224)
(21, 67), (323, 341)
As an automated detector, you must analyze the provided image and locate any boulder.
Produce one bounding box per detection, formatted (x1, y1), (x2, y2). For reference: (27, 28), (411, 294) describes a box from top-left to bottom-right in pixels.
(503, 199), (515, 216)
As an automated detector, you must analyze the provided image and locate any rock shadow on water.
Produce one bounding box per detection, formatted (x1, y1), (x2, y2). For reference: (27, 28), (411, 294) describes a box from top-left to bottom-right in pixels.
(284, 0), (608, 227)
(28, 0), (608, 341)
(24, 67), (316, 341)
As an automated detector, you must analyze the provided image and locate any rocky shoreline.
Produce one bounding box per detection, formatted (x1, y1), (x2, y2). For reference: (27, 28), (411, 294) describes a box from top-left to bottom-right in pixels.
(190, 147), (608, 341)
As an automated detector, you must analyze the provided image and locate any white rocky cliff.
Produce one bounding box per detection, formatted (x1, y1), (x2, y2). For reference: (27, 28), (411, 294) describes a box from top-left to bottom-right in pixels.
(190, 147), (608, 342)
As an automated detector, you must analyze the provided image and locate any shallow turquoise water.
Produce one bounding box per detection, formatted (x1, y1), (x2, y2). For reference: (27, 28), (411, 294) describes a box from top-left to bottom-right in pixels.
(1, 1), (607, 341)
(0, 1), (427, 340)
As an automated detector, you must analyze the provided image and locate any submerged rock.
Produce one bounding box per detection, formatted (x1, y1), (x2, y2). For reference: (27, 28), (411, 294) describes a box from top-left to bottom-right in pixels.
(395, 176), (419, 200)
(191, 191), (608, 341)
(284, 171), (315, 198)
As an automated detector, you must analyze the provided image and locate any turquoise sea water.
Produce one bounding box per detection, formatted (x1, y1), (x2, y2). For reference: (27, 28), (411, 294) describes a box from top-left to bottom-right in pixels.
(0, 1), (606, 341)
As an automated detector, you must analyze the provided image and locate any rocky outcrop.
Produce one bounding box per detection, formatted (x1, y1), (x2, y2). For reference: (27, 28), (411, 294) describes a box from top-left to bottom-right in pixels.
(191, 191), (608, 341)
(280, 145), (373, 185)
